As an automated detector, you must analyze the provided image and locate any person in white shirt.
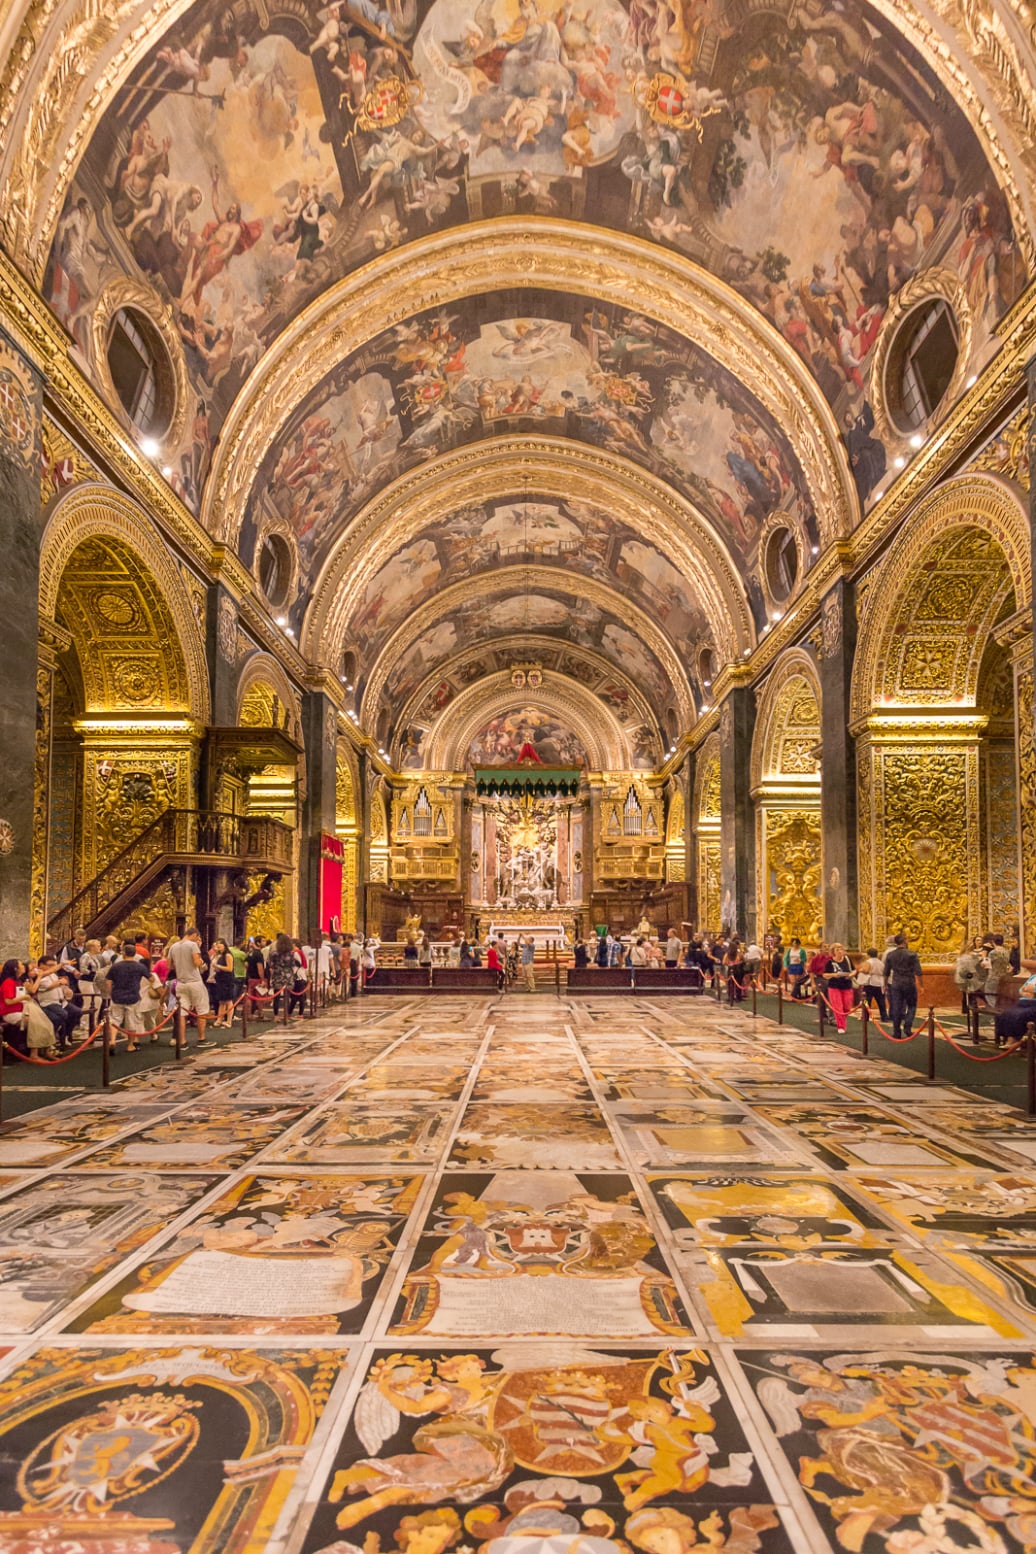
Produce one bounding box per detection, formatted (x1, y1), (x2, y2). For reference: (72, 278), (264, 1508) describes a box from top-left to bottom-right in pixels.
(629, 937), (649, 967)
(168, 928), (210, 1044)
(665, 930), (682, 967)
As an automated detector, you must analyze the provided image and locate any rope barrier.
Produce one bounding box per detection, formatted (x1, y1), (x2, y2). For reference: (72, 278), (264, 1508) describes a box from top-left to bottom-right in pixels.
(2, 1014), (107, 1064)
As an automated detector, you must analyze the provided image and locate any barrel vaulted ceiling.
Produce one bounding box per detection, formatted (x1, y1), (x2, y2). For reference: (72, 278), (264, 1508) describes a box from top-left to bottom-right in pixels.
(10, 0), (1035, 760)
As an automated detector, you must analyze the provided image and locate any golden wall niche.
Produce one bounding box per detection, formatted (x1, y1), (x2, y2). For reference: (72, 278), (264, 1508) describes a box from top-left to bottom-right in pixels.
(761, 811), (823, 943)
(335, 741), (360, 931)
(693, 737), (721, 930)
(856, 723), (982, 956)
(752, 660), (822, 944)
(666, 789), (686, 883)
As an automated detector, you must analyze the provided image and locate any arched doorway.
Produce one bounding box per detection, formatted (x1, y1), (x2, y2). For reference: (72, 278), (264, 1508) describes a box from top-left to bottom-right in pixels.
(693, 735), (721, 932)
(851, 476), (1030, 956)
(37, 490), (207, 952)
(751, 656), (822, 945)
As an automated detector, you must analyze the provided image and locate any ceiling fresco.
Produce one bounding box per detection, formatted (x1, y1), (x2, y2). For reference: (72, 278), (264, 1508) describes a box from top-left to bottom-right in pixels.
(45, 0), (1025, 521)
(244, 290), (814, 619)
(466, 706), (588, 767)
(395, 638), (661, 769)
(379, 582), (674, 735)
(337, 493), (715, 666)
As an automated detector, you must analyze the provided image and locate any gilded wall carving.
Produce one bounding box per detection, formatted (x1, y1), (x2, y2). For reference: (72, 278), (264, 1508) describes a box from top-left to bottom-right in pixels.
(698, 838), (722, 934)
(859, 739), (979, 957)
(245, 871), (285, 939)
(762, 810), (823, 945)
(984, 740), (1021, 936)
(1017, 665), (1036, 958)
(80, 745), (193, 880)
(28, 664), (52, 955)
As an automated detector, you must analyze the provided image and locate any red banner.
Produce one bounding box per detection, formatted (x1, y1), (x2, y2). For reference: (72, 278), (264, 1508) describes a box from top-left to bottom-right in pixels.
(319, 833), (344, 934)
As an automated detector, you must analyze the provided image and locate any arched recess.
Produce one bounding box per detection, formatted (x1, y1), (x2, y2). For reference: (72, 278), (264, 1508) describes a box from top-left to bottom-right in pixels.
(360, 567), (695, 729)
(36, 485), (208, 933)
(693, 733), (722, 933)
(851, 473), (1030, 955)
(369, 783), (390, 892)
(306, 439), (754, 669)
(208, 223), (856, 550)
(423, 674), (631, 774)
(335, 737), (360, 933)
(235, 654), (303, 828)
(751, 654), (823, 945)
(40, 482), (209, 720)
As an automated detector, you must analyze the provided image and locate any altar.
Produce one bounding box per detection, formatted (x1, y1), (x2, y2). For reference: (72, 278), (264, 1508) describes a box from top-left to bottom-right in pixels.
(487, 915), (571, 949)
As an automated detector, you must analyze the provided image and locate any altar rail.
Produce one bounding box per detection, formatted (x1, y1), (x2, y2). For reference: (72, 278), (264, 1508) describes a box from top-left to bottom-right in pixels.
(566, 967), (705, 995)
(364, 967), (499, 994)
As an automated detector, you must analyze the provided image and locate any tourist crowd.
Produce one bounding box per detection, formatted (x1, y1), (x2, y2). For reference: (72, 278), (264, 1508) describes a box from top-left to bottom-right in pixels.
(0, 926), (377, 1059)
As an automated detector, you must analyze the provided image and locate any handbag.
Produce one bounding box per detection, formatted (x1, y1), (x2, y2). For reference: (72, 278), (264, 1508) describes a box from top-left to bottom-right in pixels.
(25, 998), (56, 1051)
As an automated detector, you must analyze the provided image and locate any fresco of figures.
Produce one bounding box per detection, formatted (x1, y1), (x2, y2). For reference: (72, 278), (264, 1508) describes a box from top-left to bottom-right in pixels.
(47, 0), (1021, 515)
(397, 642), (661, 768)
(467, 706), (587, 765)
(341, 494), (713, 665)
(242, 297), (814, 604)
(380, 585), (670, 725)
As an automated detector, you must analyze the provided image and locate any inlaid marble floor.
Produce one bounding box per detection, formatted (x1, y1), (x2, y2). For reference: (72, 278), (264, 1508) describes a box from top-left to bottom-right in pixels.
(2, 995), (1036, 1552)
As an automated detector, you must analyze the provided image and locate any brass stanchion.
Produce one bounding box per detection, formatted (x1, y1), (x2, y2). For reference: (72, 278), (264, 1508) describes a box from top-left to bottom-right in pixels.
(860, 1000), (869, 1056)
(926, 1006), (936, 1081)
(174, 1008), (184, 1060)
(101, 1011), (111, 1088)
(555, 957), (560, 998)
(777, 980), (784, 1025)
(817, 993), (826, 1040)
(240, 994), (249, 1042)
(751, 979), (757, 1017)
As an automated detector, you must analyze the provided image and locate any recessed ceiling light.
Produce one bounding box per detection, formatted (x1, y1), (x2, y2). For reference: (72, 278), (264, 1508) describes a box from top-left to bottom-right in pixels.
(162, 465), (173, 478)
(909, 433), (924, 449)
(810, 545), (819, 556)
(276, 616), (287, 626)
(771, 611), (782, 621)
(894, 456), (905, 468)
(285, 627), (295, 637)
(139, 436), (160, 458)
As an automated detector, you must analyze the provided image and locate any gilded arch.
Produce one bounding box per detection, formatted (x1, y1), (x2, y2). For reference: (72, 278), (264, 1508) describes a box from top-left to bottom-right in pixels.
(851, 473), (1030, 723)
(39, 482), (209, 720)
(305, 437), (753, 668)
(751, 653), (823, 792)
(236, 654), (302, 740)
(693, 732), (722, 932)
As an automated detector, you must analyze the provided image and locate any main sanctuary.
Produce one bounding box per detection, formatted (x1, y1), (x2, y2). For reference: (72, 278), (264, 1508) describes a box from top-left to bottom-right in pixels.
(4, 0), (1036, 1548)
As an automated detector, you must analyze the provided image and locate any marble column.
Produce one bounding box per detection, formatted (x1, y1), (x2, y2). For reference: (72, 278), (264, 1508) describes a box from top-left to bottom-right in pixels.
(0, 328), (43, 956)
(719, 688), (755, 936)
(355, 750), (372, 935)
(818, 581), (859, 947)
(300, 692), (338, 939)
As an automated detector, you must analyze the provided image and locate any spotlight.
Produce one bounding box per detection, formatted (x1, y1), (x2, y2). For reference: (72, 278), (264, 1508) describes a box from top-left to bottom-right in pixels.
(276, 615), (287, 626)
(810, 545), (819, 556)
(162, 465), (173, 478)
(771, 611), (782, 622)
(909, 433), (924, 449)
(139, 436), (160, 458)
(285, 627), (295, 637)
(743, 648), (750, 657)
(894, 456), (905, 469)
(701, 704), (710, 712)
(966, 373), (977, 387)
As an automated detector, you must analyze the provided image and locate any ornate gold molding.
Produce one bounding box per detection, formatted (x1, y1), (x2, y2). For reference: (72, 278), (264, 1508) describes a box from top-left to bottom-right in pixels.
(359, 564), (695, 727)
(203, 222), (857, 549)
(305, 436), (753, 668)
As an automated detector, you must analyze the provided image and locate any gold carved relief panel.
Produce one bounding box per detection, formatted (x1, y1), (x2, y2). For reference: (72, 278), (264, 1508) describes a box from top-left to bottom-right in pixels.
(759, 808), (822, 945)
